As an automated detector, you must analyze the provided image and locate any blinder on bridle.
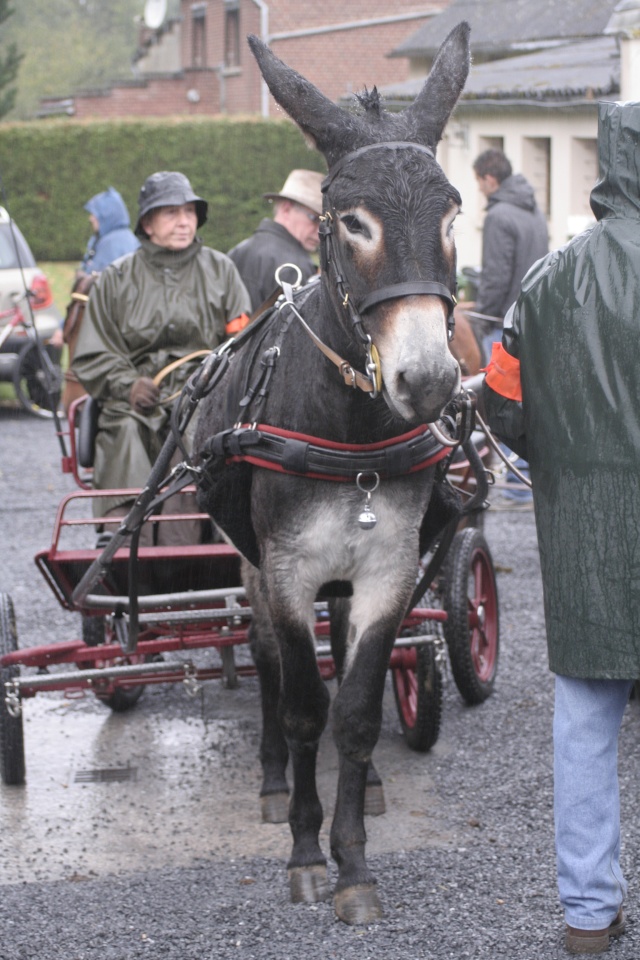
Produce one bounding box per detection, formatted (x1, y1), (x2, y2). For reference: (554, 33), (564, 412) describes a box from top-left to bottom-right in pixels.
(320, 141), (458, 370)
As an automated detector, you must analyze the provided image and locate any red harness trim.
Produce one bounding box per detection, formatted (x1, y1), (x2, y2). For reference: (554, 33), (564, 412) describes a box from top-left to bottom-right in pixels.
(227, 422), (450, 481)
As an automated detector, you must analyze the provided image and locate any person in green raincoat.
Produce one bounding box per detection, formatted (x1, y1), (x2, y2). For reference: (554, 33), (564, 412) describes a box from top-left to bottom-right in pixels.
(73, 171), (251, 545)
(483, 100), (640, 954)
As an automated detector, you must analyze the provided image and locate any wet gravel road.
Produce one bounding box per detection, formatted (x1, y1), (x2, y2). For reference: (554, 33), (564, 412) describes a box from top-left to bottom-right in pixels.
(1, 404), (639, 960)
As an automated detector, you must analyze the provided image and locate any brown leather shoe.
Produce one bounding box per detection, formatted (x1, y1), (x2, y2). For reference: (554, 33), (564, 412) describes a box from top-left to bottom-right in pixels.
(565, 909), (625, 954)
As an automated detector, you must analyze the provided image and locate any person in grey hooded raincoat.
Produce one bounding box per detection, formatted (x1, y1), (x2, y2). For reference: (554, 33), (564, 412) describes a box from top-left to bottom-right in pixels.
(72, 171), (251, 543)
(483, 100), (640, 955)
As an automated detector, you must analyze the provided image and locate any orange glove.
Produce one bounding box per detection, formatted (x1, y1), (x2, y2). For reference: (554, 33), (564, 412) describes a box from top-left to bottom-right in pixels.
(129, 376), (160, 413)
(225, 313), (250, 335)
(484, 342), (522, 402)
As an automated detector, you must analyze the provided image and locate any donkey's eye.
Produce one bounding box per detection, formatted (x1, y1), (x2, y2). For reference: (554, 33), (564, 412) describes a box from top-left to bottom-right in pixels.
(340, 214), (370, 238)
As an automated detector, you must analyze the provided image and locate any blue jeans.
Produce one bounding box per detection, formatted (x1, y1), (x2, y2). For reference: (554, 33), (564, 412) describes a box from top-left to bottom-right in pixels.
(554, 675), (633, 929)
(499, 443), (532, 501)
(482, 328), (502, 367)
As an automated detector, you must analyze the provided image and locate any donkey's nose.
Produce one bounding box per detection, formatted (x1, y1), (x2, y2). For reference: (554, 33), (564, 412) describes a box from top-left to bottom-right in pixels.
(396, 353), (460, 420)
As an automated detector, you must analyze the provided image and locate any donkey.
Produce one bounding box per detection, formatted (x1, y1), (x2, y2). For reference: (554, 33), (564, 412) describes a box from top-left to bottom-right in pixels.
(194, 23), (471, 924)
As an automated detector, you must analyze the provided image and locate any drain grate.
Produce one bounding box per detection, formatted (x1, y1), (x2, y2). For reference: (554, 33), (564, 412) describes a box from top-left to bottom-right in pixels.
(74, 767), (138, 784)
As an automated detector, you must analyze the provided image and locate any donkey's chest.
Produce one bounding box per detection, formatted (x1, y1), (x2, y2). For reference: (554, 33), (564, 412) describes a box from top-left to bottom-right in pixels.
(266, 481), (430, 586)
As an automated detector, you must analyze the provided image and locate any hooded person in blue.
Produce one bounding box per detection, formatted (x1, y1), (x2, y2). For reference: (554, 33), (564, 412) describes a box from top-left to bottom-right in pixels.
(57, 188), (140, 407)
(80, 187), (139, 275)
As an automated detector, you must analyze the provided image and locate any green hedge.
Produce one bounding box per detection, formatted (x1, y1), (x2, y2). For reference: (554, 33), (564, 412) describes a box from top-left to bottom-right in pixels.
(0, 117), (327, 261)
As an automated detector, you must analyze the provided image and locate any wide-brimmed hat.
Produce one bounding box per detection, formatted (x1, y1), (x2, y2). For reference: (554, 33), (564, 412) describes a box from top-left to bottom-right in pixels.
(135, 171), (208, 237)
(263, 169), (324, 216)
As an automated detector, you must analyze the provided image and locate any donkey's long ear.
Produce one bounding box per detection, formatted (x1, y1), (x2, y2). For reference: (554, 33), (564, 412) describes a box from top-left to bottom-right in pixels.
(402, 22), (471, 149)
(248, 34), (360, 161)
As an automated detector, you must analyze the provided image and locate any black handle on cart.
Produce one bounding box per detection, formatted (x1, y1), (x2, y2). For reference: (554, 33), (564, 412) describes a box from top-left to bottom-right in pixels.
(70, 349), (230, 610)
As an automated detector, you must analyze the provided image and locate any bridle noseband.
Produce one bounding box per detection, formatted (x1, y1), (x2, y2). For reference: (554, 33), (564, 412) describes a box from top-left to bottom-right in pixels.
(316, 140), (457, 397)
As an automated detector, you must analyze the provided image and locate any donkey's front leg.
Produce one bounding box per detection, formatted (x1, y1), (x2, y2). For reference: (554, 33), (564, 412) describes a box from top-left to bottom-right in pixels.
(275, 611), (332, 903)
(329, 607), (405, 924)
(243, 561), (290, 823)
(329, 597), (386, 817)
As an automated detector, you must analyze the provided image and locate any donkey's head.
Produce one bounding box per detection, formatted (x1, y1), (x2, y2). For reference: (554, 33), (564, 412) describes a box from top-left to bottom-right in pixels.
(249, 23), (470, 425)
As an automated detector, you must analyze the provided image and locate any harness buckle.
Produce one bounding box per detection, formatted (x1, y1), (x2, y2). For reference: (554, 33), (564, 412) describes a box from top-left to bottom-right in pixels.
(365, 338), (382, 397)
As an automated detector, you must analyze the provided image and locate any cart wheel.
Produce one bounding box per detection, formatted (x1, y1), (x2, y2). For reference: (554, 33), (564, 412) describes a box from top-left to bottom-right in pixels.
(81, 615), (145, 712)
(13, 341), (62, 419)
(0, 594), (26, 785)
(443, 527), (499, 705)
(392, 642), (442, 752)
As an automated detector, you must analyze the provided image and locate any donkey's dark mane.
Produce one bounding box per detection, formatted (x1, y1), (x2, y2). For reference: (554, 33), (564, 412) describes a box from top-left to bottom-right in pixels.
(354, 87), (384, 120)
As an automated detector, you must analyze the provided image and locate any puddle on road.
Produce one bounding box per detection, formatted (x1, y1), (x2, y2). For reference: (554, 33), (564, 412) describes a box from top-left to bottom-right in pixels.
(0, 682), (460, 886)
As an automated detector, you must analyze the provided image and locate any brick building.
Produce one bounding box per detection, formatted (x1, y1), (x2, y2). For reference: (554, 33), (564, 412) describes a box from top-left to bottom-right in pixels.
(39, 0), (449, 120)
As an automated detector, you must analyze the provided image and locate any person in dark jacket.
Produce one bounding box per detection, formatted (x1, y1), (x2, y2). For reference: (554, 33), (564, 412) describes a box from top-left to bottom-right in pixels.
(482, 100), (640, 955)
(472, 149), (549, 501)
(472, 149), (549, 362)
(228, 168), (323, 312)
(73, 171), (251, 547)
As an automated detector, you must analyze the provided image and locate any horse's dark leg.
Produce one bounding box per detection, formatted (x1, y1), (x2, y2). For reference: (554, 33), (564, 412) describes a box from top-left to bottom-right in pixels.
(277, 617), (332, 903)
(243, 561), (289, 823)
(329, 597), (385, 817)
(330, 599), (407, 924)
(249, 621), (290, 822)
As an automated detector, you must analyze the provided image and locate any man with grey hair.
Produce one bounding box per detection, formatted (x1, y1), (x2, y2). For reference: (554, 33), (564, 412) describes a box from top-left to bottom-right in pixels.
(228, 168), (324, 312)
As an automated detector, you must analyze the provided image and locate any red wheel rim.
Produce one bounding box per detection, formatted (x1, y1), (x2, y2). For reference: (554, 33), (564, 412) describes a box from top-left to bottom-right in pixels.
(393, 652), (418, 729)
(467, 546), (498, 681)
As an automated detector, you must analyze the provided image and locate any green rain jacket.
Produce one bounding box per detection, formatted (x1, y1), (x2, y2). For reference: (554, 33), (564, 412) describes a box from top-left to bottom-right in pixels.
(73, 237), (250, 512)
(484, 99), (640, 679)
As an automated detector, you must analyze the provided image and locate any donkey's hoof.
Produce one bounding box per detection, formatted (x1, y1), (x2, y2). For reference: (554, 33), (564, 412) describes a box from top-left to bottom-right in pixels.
(288, 864), (331, 903)
(260, 791), (289, 823)
(334, 884), (383, 925)
(364, 783), (386, 817)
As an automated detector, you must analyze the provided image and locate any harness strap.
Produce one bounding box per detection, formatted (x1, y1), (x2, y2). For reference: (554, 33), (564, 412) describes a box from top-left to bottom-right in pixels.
(283, 299), (375, 393)
(358, 281), (455, 315)
(322, 141), (435, 191)
(199, 422), (448, 483)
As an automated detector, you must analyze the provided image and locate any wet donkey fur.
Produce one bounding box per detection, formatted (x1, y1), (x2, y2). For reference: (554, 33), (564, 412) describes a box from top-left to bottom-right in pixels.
(195, 23), (471, 924)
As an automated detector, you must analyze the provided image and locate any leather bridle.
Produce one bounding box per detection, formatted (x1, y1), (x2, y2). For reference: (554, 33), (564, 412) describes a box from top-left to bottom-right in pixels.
(315, 140), (457, 397)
